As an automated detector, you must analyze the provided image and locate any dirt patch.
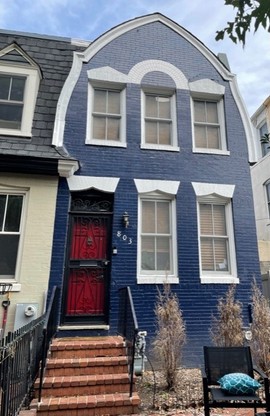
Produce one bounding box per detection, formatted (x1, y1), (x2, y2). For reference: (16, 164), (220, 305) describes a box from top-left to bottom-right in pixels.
(136, 368), (203, 415)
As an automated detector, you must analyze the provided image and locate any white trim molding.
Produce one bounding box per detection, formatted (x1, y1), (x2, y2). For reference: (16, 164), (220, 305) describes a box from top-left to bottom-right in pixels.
(134, 178), (180, 195)
(192, 182), (235, 199)
(67, 175), (120, 192)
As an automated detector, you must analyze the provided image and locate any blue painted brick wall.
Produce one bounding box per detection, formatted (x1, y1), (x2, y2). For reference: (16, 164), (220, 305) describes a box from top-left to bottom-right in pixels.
(50, 20), (261, 366)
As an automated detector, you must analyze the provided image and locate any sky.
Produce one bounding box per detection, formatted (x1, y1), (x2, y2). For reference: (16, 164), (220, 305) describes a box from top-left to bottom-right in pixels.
(0, 0), (269, 117)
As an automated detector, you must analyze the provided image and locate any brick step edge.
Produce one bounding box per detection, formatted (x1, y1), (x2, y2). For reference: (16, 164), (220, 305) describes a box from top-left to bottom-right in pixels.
(38, 373), (130, 388)
(30, 392), (141, 411)
(46, 356), (128, 368)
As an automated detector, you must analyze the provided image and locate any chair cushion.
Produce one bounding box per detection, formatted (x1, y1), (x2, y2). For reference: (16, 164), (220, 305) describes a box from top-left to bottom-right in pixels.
(218, 373), (261, 395)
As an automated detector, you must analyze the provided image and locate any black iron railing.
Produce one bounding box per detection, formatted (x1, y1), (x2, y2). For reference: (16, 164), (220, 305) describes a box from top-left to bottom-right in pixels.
(38, 285), (60, 402)
(0, 286), (60, 416)
(0, 315), (45, 416)
(118, 286), (139, 397)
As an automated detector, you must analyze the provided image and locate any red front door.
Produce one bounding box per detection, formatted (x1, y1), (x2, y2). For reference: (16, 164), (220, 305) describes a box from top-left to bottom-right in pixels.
(63, 211), (112, 325)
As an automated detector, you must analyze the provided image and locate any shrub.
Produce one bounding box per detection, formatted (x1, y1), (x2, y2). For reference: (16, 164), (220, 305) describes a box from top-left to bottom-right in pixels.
(210, 285), (244, 347)
(250, 280), (270, 374)
(153, 283), (186, 390)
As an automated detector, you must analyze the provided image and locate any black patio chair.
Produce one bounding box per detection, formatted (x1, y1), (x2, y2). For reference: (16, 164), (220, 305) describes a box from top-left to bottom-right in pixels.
(202, 346), (270, 416)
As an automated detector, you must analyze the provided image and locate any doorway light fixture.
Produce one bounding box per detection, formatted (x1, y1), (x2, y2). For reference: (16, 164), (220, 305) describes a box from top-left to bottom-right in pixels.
(122, 211), (129, 228)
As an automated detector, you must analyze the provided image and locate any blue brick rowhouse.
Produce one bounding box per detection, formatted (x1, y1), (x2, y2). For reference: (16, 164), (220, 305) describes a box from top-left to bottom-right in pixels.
(50, 13), (260, 366)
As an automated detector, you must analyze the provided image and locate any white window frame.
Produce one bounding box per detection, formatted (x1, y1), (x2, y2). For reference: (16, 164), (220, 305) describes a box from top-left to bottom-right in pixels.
(86, 82), (126, 147)
(192, 182), (238, 284)
(0, 188), (28, 291)
(259, 121), (270, 157)
(134, 179), (180, 284)
(141, 88), (179, 152)
(0, 64), (40, 137)
(191, 97), (228, 154)
(265, 180), (270, 218)
(189, 79), (229, 155)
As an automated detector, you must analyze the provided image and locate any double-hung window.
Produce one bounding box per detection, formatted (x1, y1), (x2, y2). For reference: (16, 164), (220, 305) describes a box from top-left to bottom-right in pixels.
(265, 180), (270, 218)
(193, 99), (225, 150)
(87, 82), (126, 147)
(0, 43), (41, 137)
(0, 74), (26, 130)
(190, 79), (227, 154)
(192, 182), (237, 283)
(260, 122), (269, 157)
(199, 202), (229, 273)
(0, 193), (24, 279)
(142, 90), (178, 150)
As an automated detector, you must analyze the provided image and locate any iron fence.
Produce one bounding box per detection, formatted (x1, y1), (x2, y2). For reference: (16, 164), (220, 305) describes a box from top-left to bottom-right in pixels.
(0, 286), (60, 416)
(118, 286), (139, 397)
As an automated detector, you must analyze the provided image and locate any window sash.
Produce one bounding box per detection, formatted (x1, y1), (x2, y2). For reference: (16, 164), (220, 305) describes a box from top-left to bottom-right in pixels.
(92, 88), (121, 141)
(266, 182), (270, 218)
(144, 93), (173, 145)
(140, 199), (172, 273)
(199, 203), (230, 273)
(194, 100), (221, 150)
(0, 194), (24, 279)
(0, 75), (25, 130)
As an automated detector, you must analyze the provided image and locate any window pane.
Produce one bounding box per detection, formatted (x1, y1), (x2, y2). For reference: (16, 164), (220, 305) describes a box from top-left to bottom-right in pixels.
(0, 195), (6, 231)
(213, 205), (226, 235)
(201, 237), (214, 270)
(0, 234), (19, 276)
(93, 116), (106, 140)
(94, 90), (106, 113)
(158, 97), (170, 119)
(194, 101), (206, 122)
(207, 126), (220, 149)
(157, 202), (170, 233)
(159, 122), (171, 145)
(0, 103), (23, 129)
(200, 204), (213, 234)
(108, 91), (120, 114)
(145, 95), (157, 117)
(214, 238), (228, 271)
(195, 126), (207, 147)
(0, 75), (10, 100)
(5, 195), (23, 232)
(145, 121), (157, 144)
(157, 237), (170, 270)
(141, 236), (155, 270)
(10, 77), (25, 101)
(142, 201), (155, 233)
(107, 118), (120, 140)
(206, 102), (218, 123)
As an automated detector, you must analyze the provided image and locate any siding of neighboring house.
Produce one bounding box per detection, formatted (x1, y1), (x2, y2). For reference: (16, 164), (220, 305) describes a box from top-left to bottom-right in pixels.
(0, 30), (84, 333)
(251, 97), (270, 295)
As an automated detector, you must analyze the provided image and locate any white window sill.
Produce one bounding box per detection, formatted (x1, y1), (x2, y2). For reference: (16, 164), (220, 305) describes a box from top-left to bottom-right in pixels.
(137, 276), (179, 284)
(193, 148), (230, 156)
(0, 129), (32, 137)
(85, 139), (127, 148)
(200, 276), (239, 284)
(141, 144), (180, 152)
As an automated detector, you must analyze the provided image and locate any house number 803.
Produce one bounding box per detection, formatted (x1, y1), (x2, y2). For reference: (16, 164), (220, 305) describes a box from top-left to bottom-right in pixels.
(117, 231), (132, 245)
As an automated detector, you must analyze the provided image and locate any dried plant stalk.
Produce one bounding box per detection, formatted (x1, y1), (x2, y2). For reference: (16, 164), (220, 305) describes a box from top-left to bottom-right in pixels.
(250, 280), (270, 374)
(153, 283), (186, 390)
(210, 285), (244, 347)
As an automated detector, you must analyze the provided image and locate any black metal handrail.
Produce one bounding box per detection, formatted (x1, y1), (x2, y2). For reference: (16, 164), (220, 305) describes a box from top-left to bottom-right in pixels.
(38, 285), (60, 402)
(0, 315), (45, 416)
(118, 286), (139, 397)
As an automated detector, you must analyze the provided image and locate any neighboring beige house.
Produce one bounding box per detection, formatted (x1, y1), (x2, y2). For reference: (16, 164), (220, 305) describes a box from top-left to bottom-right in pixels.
(251, 96), (270, 294)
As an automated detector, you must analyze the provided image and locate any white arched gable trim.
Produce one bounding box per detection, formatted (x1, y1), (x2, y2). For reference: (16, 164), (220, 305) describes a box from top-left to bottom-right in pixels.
(134, 179), (180, 195)
(52, 13), (233, 148)
(192, 182), (235, 199)
(129, 60), (188, 89)
(67, 176), (120, 193)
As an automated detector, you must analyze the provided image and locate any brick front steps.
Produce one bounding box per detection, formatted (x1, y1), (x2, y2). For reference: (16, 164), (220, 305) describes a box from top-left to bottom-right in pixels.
(30, 336), (140, 415)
